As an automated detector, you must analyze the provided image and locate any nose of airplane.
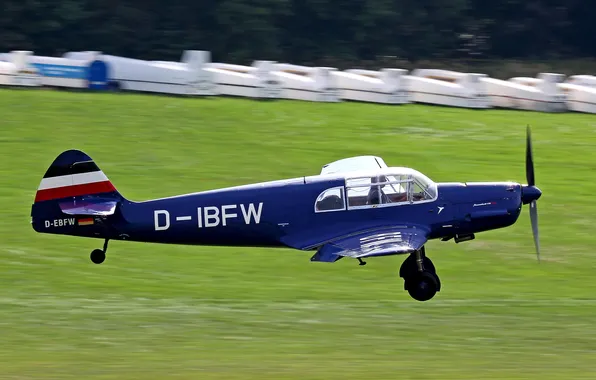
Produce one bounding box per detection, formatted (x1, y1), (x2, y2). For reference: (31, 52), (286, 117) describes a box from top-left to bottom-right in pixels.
(521, 185), (542, 205)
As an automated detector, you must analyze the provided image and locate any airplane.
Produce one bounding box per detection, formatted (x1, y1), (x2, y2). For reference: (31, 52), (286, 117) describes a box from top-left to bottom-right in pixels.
(30, 127), (542, 302)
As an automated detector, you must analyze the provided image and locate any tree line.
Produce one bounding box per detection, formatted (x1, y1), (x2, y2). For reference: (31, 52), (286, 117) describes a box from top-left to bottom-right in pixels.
(1, 0), (595, 68)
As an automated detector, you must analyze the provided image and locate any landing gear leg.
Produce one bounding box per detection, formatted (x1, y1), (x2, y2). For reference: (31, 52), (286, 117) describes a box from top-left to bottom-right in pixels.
(400, 247), (441, 302)
(90, 239), (109, 264)
(357, 258), (367, 266)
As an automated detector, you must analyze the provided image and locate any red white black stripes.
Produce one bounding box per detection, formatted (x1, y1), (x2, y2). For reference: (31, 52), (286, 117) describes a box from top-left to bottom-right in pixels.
(35, 164), (116, 202)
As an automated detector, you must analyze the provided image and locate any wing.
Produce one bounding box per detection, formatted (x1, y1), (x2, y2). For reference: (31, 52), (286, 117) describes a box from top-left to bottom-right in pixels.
(310, 225), (428, 263)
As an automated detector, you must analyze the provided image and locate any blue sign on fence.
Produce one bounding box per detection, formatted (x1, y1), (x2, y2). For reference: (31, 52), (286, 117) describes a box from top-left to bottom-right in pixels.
(31, 63), (87, 79)
(30, 60), (109, 89)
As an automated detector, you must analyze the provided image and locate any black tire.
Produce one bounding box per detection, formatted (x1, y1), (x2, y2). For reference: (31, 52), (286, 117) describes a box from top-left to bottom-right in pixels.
(405, 271), (439, 302)
(400, 255), (441, 291)
(90, 249), (106, 264)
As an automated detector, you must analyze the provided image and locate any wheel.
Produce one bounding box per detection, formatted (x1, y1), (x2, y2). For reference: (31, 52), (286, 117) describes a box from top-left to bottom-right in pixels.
(90, 249), (105, 264)
(400, 254), (441, 291)
(405, 271), (439, 302)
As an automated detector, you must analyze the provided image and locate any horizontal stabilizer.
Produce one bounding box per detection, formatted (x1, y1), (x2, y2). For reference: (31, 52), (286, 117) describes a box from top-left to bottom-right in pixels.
(59, 197), (118, 216)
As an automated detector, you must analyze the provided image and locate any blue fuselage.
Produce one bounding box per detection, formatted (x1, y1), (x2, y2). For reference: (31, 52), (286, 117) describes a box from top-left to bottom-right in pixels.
(63, 177), (523, 251)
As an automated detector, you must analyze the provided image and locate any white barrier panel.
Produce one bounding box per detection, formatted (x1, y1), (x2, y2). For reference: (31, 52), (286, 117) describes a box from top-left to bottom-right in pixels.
(481, 73), (565, 112)
(151, 50), (215, 96)
(334, 68), (409, 104)
(506, 73), (567, 112)
(65, 50), (215, 95)
(408, 69), (490, 108)
(557, 75), (596, 114)
(205, 61), (281, 99)
(0, 51), (42, 87)
(0, 61), (15, 86)
(26, 51), (109, 89)
(566, 75), (596, 88)
(272, 64), (340, 102)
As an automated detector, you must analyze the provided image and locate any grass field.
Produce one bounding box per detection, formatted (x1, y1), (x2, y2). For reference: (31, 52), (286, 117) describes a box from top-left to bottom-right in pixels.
(1, 89), (596, 379)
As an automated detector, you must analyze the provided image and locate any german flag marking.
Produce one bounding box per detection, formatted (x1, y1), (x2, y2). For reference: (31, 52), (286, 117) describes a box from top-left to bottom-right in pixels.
(78, 218), (94, 226)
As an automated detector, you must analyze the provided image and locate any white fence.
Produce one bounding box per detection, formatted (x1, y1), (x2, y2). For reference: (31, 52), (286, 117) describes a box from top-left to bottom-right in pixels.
(1, 49), (595, 114)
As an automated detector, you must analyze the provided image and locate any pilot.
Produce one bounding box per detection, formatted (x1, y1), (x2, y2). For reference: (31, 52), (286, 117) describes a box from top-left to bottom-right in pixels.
(367, 175), (390, 205)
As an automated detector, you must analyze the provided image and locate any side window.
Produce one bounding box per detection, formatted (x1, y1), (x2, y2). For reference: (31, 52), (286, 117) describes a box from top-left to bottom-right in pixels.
(412, 181), (433, 202)
(315, 187), (346, 212)
(346, 176), (411, 208)
(366, 179), (388, 206)
(384, 175), (408, 203)
(346, 178), (374, 208)
(347, 184), (371, 208)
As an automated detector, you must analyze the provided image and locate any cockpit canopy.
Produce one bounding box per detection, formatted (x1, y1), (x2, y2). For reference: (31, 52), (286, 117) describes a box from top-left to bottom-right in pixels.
(315, 167), (438, 212)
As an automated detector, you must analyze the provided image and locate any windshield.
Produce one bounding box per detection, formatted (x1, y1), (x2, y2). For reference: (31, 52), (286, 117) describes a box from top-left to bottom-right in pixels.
(412, 172), (437, 199)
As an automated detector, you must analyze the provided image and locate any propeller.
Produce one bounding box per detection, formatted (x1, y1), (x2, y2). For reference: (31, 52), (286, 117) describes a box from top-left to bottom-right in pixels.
(526, 125), (535, 187)
(523, 125), (541, 262)
(530, 199), (540, 263)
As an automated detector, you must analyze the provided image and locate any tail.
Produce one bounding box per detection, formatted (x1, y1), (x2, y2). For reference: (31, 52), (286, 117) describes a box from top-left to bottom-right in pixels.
(31, 149), (127, 238)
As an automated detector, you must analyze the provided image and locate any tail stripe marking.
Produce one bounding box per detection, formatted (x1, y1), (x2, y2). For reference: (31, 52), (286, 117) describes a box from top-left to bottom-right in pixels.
(35, 181), (116, 202)
(38, 171), (109, 190)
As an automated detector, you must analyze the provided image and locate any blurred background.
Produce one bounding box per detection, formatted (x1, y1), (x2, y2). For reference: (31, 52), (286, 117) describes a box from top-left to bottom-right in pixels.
(1, 0), (596, 78)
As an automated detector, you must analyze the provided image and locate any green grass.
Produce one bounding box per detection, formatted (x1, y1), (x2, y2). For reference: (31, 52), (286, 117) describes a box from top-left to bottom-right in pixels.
(1, 89), (595, 379)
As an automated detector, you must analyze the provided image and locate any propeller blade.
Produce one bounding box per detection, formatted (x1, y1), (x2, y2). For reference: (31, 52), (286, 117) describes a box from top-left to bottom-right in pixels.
(526, 125), (535, 186)
(530, 200), (540, 262)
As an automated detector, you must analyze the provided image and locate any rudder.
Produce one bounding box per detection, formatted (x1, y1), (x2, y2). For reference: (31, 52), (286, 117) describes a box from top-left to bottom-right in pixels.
(31, 149), (126, 236)
(34, 150), (121, 203)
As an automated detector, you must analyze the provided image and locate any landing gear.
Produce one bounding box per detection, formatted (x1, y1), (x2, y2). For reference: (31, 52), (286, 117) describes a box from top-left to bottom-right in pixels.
(405, 271), (440, 302)
(400, 247), (441, 302)
(90, 249), (105, 264)
(90, 239), (109, 264)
